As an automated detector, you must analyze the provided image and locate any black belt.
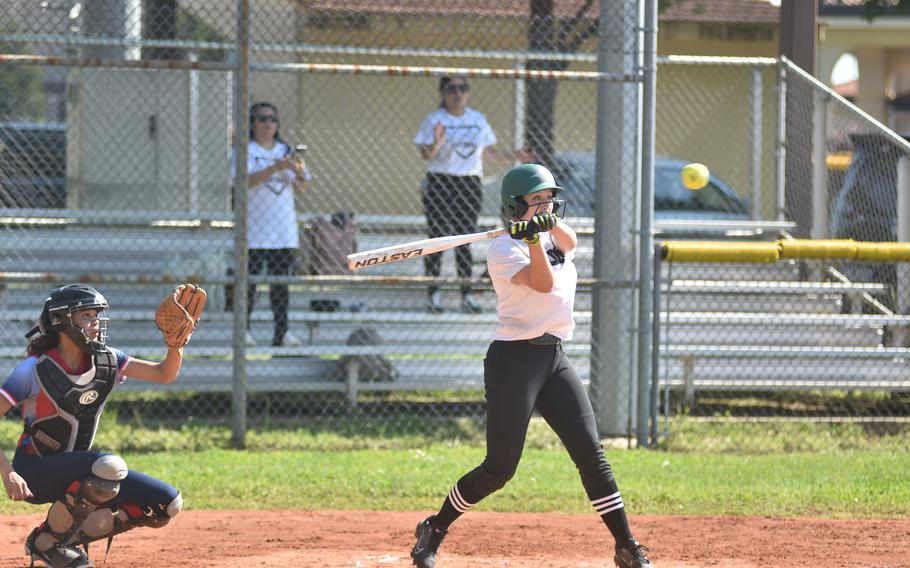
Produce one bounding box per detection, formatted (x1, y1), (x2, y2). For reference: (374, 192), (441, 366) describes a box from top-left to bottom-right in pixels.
(527, 333), (561, 345)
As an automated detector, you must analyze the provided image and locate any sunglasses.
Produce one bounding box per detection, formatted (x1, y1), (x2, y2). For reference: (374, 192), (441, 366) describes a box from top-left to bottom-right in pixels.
(254, 115), (278, 123)
(444, 83), (469, 93)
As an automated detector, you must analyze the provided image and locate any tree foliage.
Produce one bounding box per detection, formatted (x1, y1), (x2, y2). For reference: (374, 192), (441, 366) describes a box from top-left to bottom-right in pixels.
(0, 22), (47, 121)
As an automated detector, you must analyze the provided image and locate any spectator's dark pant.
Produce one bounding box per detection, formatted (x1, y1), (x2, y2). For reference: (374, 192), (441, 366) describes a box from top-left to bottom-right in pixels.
(249, 248), (295, 345)
(422, 173), (482, 294)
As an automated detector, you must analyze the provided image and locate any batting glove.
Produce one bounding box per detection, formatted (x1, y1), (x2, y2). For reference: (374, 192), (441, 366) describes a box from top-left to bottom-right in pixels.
(509, 220), (537, 243)
(509, 213), (558, 243)
(530, 213), (558, 232)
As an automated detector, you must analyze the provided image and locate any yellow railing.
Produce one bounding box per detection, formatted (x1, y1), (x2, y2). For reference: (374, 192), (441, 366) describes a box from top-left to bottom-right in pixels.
(661, 239), (910, 263)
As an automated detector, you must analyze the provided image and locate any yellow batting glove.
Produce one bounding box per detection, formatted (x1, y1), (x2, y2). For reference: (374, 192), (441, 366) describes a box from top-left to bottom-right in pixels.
(531, 213), (558, 232)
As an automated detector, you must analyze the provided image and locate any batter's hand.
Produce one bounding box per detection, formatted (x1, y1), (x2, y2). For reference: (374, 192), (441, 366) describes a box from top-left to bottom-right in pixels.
(509, 221), (541, 245)
(3, 470), (32, 501)
(530, 213), (558, 232)
(509, 213), (558, 240)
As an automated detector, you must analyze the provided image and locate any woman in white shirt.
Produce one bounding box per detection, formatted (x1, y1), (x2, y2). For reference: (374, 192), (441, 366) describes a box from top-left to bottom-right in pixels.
(414, 76), (499, 314)
(235, 102), (310, 347)
(409, 164), (652, 568)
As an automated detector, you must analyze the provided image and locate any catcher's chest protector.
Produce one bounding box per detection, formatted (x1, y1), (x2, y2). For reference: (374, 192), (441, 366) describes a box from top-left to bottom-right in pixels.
(26, 349), (117, 456)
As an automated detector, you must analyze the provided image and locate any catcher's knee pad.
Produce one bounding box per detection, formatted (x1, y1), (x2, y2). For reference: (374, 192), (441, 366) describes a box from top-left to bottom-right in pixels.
(167, 492), (184, 518)
(144, 493), (183, 528)
(92, 454), (129, 483)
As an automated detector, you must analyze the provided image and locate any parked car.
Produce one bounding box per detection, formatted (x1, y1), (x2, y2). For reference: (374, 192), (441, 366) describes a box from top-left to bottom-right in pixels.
(0, 122), (67, 208)
(482, 151), (749, 220)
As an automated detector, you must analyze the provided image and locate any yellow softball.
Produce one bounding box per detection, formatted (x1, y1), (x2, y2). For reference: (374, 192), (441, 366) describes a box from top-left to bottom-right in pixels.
(681, 163), (710, 190)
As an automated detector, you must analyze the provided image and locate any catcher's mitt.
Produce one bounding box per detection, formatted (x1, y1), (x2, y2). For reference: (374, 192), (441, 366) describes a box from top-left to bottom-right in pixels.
(155, 284), (207, 349)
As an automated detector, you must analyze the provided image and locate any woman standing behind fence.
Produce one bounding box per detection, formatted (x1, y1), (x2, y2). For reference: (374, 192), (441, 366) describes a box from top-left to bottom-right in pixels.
(409, 165), (652, 568)
(234, 101), (311, 347)
(415, 76), (531, 314)
(0, 284), (202, 567)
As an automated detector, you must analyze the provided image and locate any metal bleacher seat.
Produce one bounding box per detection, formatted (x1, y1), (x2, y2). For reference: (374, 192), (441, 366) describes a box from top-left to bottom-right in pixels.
(2, 208), (908, 402)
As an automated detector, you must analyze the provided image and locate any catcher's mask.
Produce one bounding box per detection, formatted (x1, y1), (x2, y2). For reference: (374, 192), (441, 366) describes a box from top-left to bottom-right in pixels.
(500, 163), (566, 220)
(27, 284), (110, 352)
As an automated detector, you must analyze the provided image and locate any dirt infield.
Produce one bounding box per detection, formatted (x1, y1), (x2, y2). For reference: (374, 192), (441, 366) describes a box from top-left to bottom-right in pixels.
(2, 510), (908, 567)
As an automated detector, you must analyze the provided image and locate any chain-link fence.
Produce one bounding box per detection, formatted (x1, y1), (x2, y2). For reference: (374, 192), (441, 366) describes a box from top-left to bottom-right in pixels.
(655, 240), (910, 452)
(1, 1), (908, 452)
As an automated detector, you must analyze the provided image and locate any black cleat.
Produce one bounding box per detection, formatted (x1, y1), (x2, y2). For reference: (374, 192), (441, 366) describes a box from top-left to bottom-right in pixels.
(410, 517), (448, 568)
(25, 529), (92, 568)
(614, 540), (652, 568)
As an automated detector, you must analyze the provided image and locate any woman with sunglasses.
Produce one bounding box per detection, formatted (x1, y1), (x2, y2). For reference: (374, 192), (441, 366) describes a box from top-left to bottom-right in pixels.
(233, 101), (310, 347)
(410, 164), (653, 568)
(414, 75), (515, 314)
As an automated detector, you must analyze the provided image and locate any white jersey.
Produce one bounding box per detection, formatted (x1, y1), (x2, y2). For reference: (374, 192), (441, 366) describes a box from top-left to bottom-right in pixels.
(414, 107), (497, 177)
(232, 141), (312, 249)
(486, 232), (577, 341)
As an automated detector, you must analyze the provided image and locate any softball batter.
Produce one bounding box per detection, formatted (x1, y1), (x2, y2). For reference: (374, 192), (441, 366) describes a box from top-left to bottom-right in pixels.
(0, 285), (186, 567)
(410, 164), (652, 568)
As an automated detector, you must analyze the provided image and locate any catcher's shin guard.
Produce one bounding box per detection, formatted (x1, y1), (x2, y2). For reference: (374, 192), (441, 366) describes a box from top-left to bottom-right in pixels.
(60, 491), (181, 566)
(28, 455), (127, 563)
(78, 491), (183, 551)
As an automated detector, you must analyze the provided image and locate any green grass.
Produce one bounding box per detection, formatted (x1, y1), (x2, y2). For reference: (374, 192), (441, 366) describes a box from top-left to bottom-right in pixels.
(3, 411), (908, 519)
(2, 446), (908, 518)
(3, 411), (907, 453)
(658, 416), (910, 453)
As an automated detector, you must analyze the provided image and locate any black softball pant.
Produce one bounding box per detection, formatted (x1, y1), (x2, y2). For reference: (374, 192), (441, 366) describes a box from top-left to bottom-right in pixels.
(422, 173), (482, 294)
(460, 340), (620, 505)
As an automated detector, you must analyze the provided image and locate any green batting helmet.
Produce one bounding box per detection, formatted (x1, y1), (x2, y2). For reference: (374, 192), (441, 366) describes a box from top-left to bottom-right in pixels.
(500, 163), (564, 218)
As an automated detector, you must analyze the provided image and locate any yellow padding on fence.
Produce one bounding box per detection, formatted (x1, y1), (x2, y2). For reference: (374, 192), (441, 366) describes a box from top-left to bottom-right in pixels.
(663, 239), (910, 262)
(854, 242), (910, 261)
(662, 241), (780, 263)
(778, 239), (858, 259)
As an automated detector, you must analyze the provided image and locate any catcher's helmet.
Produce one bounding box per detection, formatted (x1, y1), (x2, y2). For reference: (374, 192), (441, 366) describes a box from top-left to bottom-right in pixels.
(500, 163), (565, 218)
(37, 284), (110, 349)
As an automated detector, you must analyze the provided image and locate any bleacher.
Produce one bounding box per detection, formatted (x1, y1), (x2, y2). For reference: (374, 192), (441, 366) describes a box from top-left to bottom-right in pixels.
(2, 208), (909, 402)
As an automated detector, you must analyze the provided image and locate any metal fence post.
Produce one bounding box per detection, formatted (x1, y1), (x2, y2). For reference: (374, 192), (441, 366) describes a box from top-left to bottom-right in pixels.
(636, 0), (657, 449)
(231, 0), (251, 449)
(186, 52), (200, 212)
(776, 59), (788, 223)
(514, 58), (526, 157)
(811, 90), (829, 240)
(751, 66), (763, 220)
(590, 0), (640, 438)
(897, 156), (910, 346)
(649, 243), (663, 446)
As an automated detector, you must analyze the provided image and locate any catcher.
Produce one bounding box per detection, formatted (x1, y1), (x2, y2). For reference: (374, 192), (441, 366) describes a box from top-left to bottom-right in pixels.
(0, 283), (205, 567)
